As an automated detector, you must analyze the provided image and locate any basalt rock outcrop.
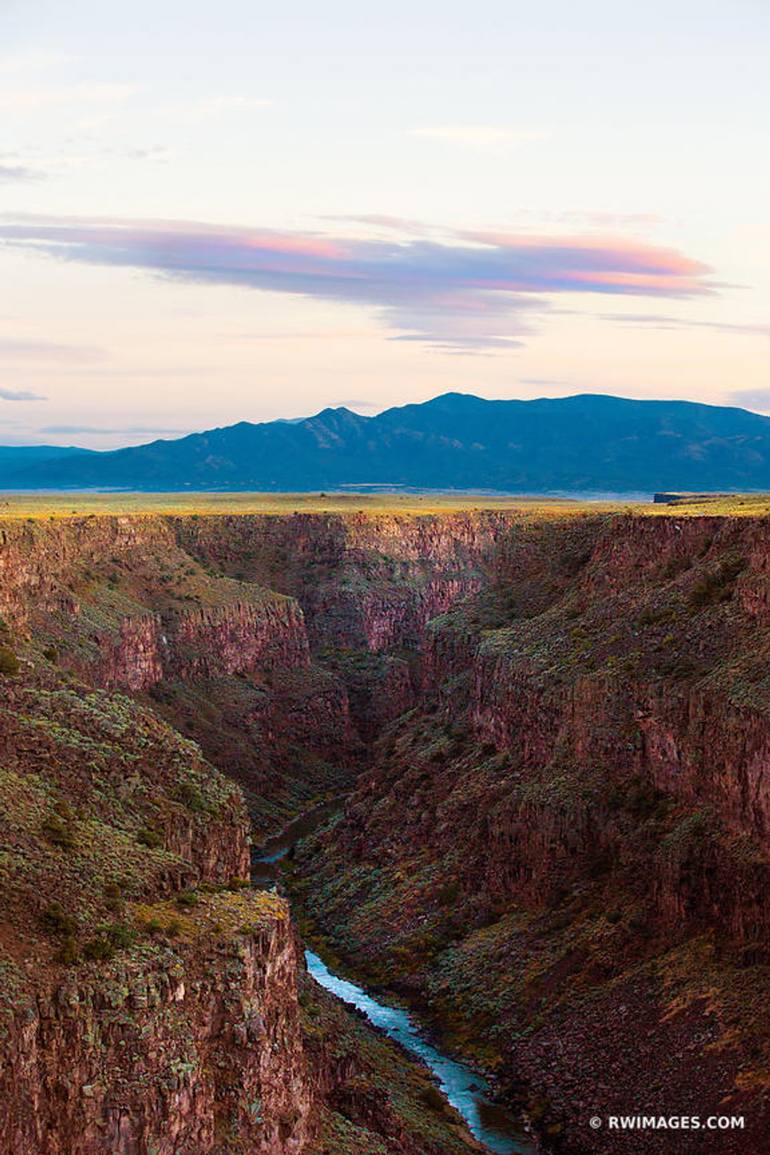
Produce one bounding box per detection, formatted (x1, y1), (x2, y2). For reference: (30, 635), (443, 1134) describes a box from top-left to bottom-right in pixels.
(9, 506), (770, 1154)
(0, 510), (488, 1155)
(295, 511), (770, 1155)
(0, 516), (352, 835)
(174, 511), (510, 737)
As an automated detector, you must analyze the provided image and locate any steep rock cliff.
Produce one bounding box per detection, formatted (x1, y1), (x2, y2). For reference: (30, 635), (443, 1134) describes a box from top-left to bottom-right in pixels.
(0, 516), (354, 835)
(0, 510), (495, 1155)
(295, 511), (770, 1155)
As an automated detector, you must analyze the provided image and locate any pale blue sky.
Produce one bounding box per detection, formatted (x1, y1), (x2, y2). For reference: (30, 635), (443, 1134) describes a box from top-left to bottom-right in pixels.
(1, 0), (768, 446)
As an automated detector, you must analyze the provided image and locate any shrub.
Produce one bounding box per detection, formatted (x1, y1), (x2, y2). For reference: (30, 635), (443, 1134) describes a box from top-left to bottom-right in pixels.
(42, 813), (76, 849)
(627, 912), (654, 940)
(174, 781), (208, 813)
(106, 922), (136, 949)
(138, 915), (181, 938)
(41, 904), (78, 936)
(139, 917), (164, 936)
(136, 826), (162, 849)
(82, 936), (116, 962)
(419, 1085), (452, 1115)
(688, 555), (746, 610)
(662, 556), (692, 579)
(103, 881), (125, 913)
(227, 876), (251, 891)
(636, 606), (673, 627)
(56, 936), (79, 965)
(176, 890), (199, 908)
(0, 646), (19, 676)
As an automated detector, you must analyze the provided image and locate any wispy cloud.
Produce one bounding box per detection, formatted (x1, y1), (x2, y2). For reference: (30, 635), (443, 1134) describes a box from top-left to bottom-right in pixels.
(195, 95), (273, 114)
(0, 141), (171, 181)
(730, 389), (770, 414)
(520, 376), (580, 389)
(0, 82), (136, 112)
(38, 423), (189, 435)
(406, 125), (547, 150)
(319, 214), (435, 236)
(600, 312), (770, 337)
(0, 387), (46, 401)
(541, 211), (664, 230)
(0, 215), (713, 350)
(327, 399), (380, 412)
(0, 163), (41, 183)
(0, 337), (105, 362)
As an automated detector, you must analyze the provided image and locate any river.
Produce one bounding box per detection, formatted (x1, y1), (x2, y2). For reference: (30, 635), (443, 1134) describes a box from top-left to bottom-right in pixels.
(252, 803), (538, 1155)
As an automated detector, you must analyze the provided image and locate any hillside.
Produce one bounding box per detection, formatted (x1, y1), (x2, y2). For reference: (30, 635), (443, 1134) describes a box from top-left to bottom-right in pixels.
(6, 393), (770, 493)
(0, 511), (491, 1155)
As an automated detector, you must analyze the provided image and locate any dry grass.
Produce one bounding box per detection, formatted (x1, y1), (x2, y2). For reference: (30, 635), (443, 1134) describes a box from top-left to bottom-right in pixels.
(1, 489), (769, 520)
(0, 490), (643, 519)
(0, 491), (619, 518)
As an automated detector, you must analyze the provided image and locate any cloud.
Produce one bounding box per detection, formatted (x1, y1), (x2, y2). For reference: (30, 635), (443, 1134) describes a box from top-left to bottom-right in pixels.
(0, 215), (713, 350)
(0, 163), (40, 183)
(600, 312), (770, 337)
(38, 424), (189, 435)
(319, 214), (434, 236)
(0, 82), (136, 112)
(542, 211), (664, 230)
(520, 376), (579, 388)
(195, 95), (273, 114)
(0, 337), (105, 362)
(0, 386), (45, 401)
(1, 142), (171, 179)
(327, 399), (381, 411)
(729, 390), (770, 414)
(406, 125), (547, 150)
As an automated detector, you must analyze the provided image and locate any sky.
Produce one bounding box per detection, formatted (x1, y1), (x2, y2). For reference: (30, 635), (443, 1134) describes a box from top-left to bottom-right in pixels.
(0, 0), (768, 448)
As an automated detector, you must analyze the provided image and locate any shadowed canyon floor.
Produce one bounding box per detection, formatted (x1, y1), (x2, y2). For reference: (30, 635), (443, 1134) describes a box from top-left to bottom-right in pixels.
(1, 503), (769, 1153)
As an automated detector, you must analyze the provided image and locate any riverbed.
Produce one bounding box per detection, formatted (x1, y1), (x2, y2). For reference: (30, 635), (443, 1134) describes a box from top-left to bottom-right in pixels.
(252, 804), (538, 1155)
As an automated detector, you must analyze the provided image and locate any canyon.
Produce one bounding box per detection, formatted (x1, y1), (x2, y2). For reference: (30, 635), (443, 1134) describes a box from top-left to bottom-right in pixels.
(1, 504), (769, 1153)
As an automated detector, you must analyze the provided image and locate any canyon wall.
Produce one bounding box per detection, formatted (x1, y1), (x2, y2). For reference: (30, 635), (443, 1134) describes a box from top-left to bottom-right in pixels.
(9, 507), (770, 1153)
(173, 510), (512, 736)
(0, 516), (353, 836)
(296, 511), (770, 1155)
(0, 510), (493, 1155)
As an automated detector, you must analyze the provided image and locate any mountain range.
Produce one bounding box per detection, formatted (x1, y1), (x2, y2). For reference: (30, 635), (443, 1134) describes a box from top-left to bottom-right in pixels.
(4, 392), (770, 493)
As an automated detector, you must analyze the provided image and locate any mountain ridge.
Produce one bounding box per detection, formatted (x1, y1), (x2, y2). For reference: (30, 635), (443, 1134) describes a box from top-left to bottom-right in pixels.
(5, 392), (770, 493)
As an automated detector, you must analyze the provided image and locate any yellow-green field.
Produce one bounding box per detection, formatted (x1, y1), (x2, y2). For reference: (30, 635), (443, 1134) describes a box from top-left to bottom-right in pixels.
(0, 491), (617, 518)
(0, 490), (769, 519)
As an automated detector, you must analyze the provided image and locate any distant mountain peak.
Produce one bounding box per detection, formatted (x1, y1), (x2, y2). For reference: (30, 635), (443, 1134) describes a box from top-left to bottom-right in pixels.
(3, 393), (770, 494)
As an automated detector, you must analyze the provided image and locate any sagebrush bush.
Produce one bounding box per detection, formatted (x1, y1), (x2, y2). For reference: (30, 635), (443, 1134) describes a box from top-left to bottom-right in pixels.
(41, 903), (78, 936)
(56, 936), (79, 965)
(0, 645), (19, 676)
(136, 826), (162, 849)
(41, 813), (77, 849)
(81, 936), (115, 962)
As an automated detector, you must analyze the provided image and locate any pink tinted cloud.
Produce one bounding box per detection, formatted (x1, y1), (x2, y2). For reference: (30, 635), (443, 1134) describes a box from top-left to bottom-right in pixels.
(0, 215), (714, 349)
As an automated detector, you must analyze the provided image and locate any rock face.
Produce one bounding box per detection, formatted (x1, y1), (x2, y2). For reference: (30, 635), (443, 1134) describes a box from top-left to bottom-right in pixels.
(295, 511), (770, 1155)
(174, 511), (510, 737)
(0, 510), (491, 1155)
(9, 506), (770, 1154)
(3, 911), (313, 1155)
(0, 668), (315, 1155)
(174, 510), (509, 651)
